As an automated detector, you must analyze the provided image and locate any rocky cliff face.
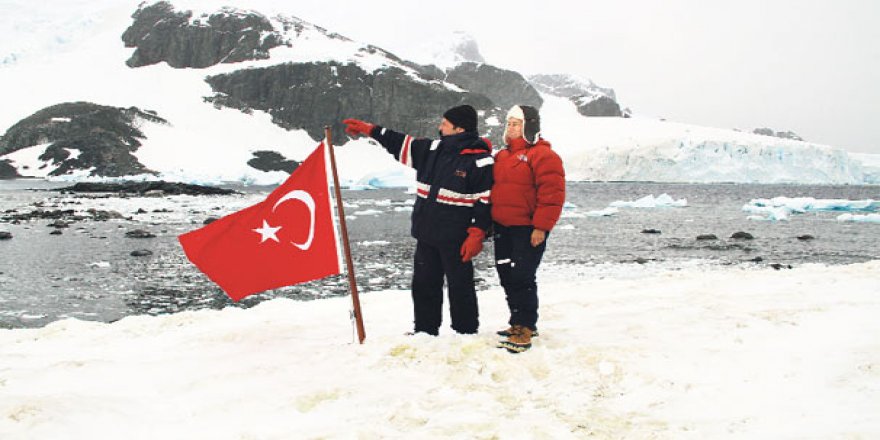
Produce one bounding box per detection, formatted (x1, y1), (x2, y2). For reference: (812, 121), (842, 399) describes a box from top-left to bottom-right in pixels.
(204, 62), (503, 141)
(445, 62), (542, 112)
(529, 74), (622, 117)
(122, 1), (286, 68)
(0, 102), (166, 177)
(0, 160), (18, 179)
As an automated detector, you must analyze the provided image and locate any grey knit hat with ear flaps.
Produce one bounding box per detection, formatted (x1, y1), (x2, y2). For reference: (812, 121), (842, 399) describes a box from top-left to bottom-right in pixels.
(505, 105), (541, 144)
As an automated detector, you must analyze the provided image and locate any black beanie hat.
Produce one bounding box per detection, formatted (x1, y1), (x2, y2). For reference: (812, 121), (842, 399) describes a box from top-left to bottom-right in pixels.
(443, 105), (478, 133)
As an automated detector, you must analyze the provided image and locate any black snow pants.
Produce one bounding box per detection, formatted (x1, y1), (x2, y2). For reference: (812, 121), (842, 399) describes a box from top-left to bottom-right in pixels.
(493, 223), (548, 331)
(411, 240), (479, 335)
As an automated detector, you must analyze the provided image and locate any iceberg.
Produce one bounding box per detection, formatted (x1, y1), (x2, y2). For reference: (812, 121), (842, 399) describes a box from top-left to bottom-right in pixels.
(743, 197), (878, 221)
(610, 194), (687, 208)
(352, 169), (416, 190)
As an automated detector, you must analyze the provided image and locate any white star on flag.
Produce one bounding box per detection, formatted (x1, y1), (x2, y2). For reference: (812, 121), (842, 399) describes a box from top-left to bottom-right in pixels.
(253, 219), (281, 243)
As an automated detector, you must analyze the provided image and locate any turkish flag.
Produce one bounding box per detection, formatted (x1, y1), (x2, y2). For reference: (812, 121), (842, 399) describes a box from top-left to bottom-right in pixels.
(179, 142), (341, 301)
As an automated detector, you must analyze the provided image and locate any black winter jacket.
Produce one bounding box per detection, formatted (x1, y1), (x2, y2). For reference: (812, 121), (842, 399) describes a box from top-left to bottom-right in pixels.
(370, 126), (494, 247)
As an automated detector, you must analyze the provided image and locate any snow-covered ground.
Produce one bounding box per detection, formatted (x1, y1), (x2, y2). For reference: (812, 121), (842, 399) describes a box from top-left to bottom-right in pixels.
(1, 261), (878, 438)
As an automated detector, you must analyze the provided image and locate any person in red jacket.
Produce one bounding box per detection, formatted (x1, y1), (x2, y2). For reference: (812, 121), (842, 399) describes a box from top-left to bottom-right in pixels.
(492, 105), (565, 353)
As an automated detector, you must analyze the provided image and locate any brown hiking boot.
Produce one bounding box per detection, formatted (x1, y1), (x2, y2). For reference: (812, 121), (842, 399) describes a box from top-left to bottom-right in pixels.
(498, 325), (533, 353)
(496, 326), (539, 337)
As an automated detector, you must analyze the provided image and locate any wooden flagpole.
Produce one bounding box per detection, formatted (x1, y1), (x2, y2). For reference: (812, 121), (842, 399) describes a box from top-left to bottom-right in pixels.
(325, 126), (366, 344)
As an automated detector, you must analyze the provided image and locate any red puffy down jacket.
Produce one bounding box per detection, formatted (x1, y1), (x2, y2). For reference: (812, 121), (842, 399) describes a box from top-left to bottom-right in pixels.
(490, 137), (566, 231)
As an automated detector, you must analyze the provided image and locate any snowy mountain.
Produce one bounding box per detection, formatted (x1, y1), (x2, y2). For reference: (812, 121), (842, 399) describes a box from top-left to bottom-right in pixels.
(529, 74), (623, 117)
(403, 31), (486, 70)
(0, 0), (877, 185)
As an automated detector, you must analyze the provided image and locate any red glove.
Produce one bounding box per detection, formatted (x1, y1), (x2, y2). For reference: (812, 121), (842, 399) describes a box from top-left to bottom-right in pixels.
(460, 227), (485, 262)
(342, 118), (375, 137)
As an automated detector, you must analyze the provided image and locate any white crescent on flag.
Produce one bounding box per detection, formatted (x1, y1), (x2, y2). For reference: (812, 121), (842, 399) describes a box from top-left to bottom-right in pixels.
(272, 189), (316, 250)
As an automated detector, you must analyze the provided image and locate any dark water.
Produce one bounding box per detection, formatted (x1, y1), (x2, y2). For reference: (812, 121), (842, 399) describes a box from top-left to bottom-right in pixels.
(1, 180), (878, 328)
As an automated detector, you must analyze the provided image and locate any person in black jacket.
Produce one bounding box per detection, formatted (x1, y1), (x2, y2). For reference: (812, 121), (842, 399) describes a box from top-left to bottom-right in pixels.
(343, 105), (493, 335)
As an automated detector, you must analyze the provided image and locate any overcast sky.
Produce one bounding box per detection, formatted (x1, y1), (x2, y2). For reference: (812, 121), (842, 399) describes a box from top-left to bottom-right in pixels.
(284, 0), (879, 154)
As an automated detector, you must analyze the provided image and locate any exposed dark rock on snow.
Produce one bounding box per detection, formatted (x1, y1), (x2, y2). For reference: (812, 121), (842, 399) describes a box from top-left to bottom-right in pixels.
(731, 231), (755, 240)
(126, 229), (156, 239)
(528, 74), (622, 117)
(797, 235), (815, 241)
(205, 61), (500, 141)
(770, 263), (793, 270)
(444, 62), (542, 112)
(696, 234), (718, 240)
(1, 208), (128, 223)
(0, 231), (12, 240)
(641, 229), (662, 234)
(753, 128), (805, 141)
(131, 249), (154, 257)
(60, 181), (236, 196)
(0, 102), (166, 177)
(203, 217), (219, 225)
(0, 160), (19, 179)
(122, 1), (285, 68)
(248, 151), (300, 173)
(572, 94), (622, 117)
(50, 230), (63, 235)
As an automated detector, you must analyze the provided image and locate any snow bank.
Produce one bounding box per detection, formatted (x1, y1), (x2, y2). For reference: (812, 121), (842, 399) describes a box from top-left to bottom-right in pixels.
(2, 261), (879, 438)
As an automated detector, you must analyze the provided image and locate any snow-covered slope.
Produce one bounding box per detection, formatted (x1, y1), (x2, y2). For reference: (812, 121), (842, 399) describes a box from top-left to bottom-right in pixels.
(1, 0), (877, 185)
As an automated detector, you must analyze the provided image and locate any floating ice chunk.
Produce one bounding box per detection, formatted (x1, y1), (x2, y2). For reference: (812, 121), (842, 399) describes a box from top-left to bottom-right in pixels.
(837, 213), (880, 223)
(741, 204), (791, 221)
(556, 224), (576, 230)
(745, 197), (878, 213)
(353, 209), (382, 216)
(89, 261), (111, 268)
(586, 207), (619, 217)
(610, 193), (687, 208)
(563, 201), (578, 210)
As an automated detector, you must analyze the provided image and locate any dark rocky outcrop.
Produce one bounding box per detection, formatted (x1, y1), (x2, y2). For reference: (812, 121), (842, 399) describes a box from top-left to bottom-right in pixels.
(696, 234), (718, 240)
(572, 94), (622, 117)
(126, 229), (156, 239)
(731, 231), (754, 240)
(0, 102), (166, 177)
(797, 234), (815, 241)
(641, 229), (661, 234)
(444, 62), (542, 112)
(0, 231), (11, 240)
(131, 249), (154, 257)
(205, 61), (501, 141)
(248, 151), (299, 173)
(0, 160), (19, 179)
(59, 181), (236, 196)
(122, 1), (285, 68)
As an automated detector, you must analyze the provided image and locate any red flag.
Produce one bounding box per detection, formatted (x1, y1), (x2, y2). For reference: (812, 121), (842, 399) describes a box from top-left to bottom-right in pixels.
(179, 142), (341, 301)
